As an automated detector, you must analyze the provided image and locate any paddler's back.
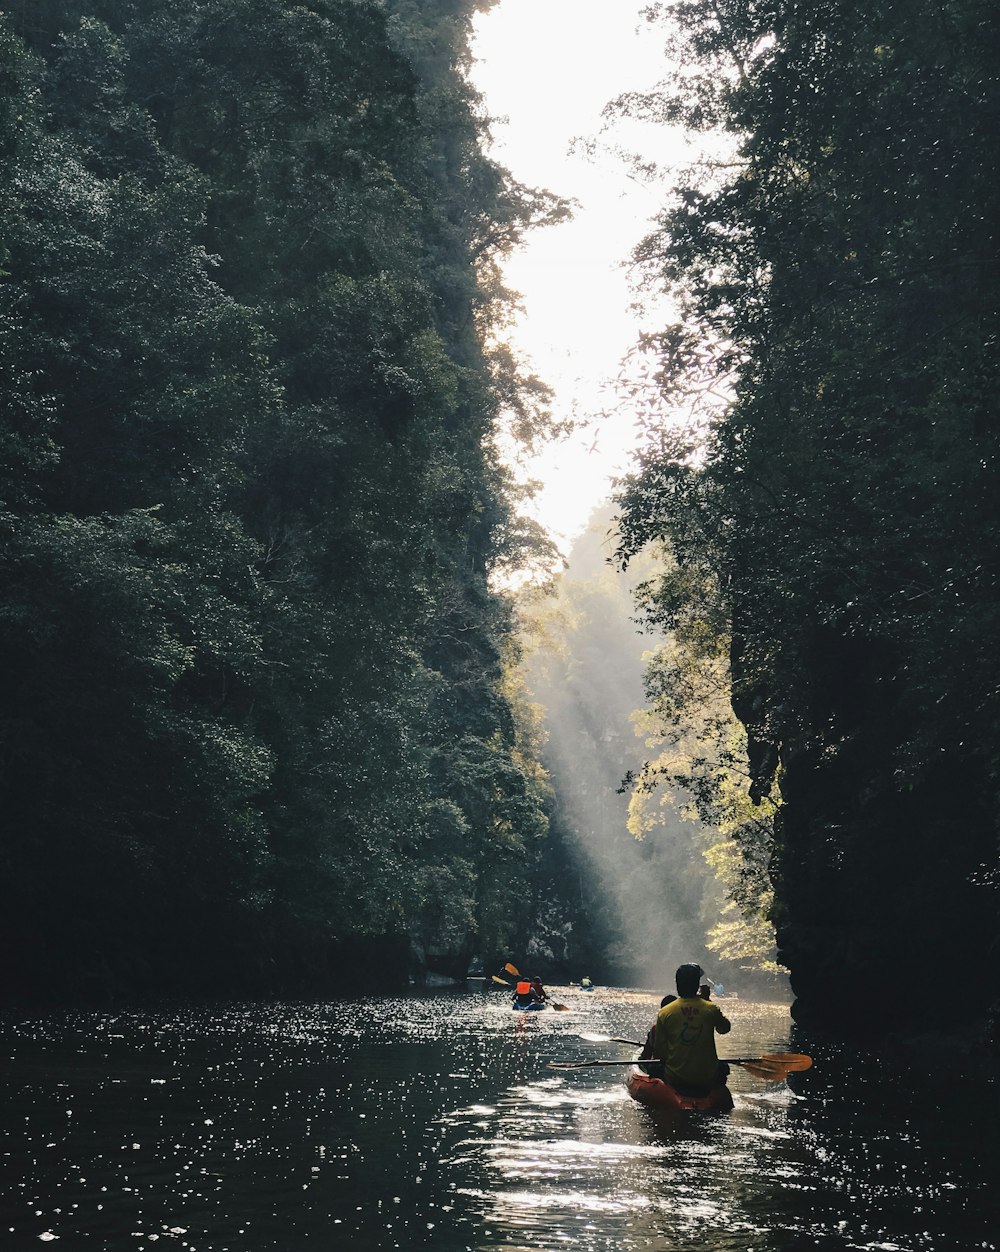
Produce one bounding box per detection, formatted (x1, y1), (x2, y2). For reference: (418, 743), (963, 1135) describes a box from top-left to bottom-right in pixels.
(654, 995), (731, 1089)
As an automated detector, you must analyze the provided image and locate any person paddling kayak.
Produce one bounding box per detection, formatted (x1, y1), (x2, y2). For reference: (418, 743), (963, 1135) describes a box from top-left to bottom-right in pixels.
(639, 994), (676, 1060)
(513, 978), (545, 1009)
(653, 963), (732, 1093)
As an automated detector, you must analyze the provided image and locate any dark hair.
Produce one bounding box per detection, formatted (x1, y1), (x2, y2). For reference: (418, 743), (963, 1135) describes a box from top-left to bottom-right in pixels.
(660, 994), (676, 1008)
(675, 963), (703, 997)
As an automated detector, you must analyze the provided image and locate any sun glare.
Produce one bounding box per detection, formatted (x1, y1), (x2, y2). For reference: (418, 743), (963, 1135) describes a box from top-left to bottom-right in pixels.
(470, 0), (685, 552)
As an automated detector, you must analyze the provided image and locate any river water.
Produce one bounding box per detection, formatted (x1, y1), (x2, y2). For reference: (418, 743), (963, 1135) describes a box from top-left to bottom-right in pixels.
(1, 988), (997, 1251)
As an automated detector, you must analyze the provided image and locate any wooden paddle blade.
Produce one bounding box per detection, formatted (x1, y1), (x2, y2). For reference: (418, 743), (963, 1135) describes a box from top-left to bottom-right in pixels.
(552, 1001), (570, 1011)
(504, 962), (520, 976)
(761, 1052), (812, 1070)
(579, 1032), (613, 1042)
(725, 1052), (812, 1068)
(735, 1060), (789, 1080)
(727, 1053), (812, 1080)
(491, 974), (510, 986)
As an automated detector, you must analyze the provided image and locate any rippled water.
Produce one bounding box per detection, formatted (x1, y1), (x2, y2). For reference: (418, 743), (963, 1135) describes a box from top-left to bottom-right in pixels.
(1, 989), (997, 1250)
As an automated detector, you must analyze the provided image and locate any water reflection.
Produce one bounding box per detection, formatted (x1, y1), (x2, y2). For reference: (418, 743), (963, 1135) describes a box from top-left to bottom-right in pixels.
(0, 990), (997, 1251)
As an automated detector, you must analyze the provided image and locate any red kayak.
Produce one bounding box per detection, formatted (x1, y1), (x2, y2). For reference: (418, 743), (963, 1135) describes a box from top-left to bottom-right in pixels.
(626, 1066), (734, 1114)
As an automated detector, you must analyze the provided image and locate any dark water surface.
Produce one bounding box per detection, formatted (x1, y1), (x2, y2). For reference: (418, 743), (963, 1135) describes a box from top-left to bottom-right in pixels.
(2, 989), (998, 1250)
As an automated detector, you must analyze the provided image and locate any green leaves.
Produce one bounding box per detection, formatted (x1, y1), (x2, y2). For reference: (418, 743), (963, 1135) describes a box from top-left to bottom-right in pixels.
(614, 0), (1000, 1021)
(0, 1), (555, 996)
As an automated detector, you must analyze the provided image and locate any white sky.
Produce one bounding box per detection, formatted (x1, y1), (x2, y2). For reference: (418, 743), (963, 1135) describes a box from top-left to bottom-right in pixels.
(470, 0), (684, 553)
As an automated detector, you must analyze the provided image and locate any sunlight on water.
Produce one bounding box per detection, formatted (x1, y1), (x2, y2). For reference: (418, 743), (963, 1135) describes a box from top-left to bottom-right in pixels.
(1, 988), (997, 1251)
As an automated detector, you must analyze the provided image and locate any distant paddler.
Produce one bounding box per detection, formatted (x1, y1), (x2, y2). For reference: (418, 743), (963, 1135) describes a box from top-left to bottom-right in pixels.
(512, 977), (546, 1010)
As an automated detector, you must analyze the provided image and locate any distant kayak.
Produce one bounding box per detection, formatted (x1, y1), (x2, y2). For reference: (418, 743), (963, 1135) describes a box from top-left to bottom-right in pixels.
(578, 984), (596, 992)
(625, 1066), (734, 1114)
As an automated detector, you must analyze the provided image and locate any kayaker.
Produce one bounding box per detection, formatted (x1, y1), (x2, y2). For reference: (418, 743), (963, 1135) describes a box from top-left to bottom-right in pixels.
(699, 982), (712, 1000)
(529, 976), (549, 1002)
(580, 976), (593, 989)
(513, 979), (541, 1008)
(653, 963), (732, 1093)
(639, 994), (676, 1060)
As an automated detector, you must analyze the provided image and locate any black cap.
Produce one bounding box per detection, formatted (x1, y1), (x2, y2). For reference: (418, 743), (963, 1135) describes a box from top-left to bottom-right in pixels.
(675, 963), (704, 995)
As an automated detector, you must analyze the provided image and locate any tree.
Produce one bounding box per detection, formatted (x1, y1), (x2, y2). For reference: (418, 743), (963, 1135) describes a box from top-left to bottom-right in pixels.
(612, 0), (1000, 1030)
(0, 0), (561, 996)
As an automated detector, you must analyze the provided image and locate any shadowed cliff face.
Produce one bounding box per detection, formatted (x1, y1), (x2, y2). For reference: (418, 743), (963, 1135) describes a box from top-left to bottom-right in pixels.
(609, 0), (1000, 1048)
(753, 630), (1000, 1039)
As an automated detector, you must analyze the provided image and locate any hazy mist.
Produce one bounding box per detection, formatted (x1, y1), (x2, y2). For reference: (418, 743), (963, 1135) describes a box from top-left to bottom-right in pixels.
(522, 509), (729, 990)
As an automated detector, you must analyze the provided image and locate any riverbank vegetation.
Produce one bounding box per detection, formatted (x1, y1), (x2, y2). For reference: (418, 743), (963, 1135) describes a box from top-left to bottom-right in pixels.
(0, 0), (565, 999)
(518, 509), (784, 994)
(613, 0), (1000, 1034)
(8, 0), (992, 1027)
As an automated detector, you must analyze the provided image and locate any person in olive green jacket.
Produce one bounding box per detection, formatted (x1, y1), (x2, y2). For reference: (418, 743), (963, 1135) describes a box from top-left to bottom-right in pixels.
(653, 963), (732, 1093)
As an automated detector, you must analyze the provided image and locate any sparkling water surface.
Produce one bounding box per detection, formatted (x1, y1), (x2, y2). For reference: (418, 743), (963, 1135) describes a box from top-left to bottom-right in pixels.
(1, 988), (997, 1250)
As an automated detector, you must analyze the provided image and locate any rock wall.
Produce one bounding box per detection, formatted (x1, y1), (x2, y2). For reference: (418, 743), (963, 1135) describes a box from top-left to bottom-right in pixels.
(753, 631), (1000, 1041)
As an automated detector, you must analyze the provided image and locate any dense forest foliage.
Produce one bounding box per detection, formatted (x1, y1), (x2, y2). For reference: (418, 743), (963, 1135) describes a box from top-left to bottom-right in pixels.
(614, 0), (1000, 1036)
(519, 508), (783, 992)
(0, 0), (566, 999)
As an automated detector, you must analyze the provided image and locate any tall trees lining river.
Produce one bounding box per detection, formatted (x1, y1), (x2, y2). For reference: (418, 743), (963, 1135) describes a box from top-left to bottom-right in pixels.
(0, 0), (568, 997)
(614, 0), (1000, 1036)
(3, 0), (997, 1044)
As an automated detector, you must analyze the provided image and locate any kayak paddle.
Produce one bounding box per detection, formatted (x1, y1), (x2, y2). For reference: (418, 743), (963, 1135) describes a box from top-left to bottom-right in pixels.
(579, 1033), (643, 1045)
(729, 1053), (813, 1078)
(549, 1052), (812, 1080)
(576, 1034), (811, 1078)
(550, 1059), (658, 1069)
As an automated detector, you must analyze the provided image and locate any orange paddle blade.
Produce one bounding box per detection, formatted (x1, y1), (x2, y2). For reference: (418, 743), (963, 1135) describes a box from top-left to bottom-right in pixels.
(729, 1053), (812, 1080)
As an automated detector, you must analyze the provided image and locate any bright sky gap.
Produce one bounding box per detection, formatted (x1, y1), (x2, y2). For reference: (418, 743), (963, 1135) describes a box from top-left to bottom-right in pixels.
(470, 0), (685, 553)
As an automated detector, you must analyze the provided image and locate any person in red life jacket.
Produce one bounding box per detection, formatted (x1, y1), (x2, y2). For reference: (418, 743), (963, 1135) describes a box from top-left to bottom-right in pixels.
(653, 963), (732, 1093)
(513, 979), (540, 1008)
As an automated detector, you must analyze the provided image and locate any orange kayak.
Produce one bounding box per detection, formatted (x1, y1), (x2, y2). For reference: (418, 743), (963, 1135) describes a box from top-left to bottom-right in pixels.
(626, 1066), (734, 1114)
